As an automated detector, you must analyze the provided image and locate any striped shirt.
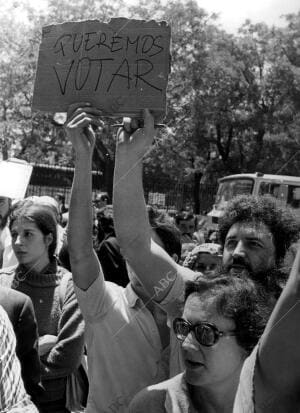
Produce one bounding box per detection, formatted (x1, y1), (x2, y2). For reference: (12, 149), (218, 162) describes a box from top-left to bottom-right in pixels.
(0, 305), (38, 413)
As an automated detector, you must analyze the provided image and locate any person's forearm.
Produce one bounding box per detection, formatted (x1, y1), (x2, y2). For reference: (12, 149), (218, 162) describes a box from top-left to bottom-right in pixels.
(113, 147), (151, 253)
(113, 143), (182, 302)
(69, 154), (93, 255)
(68, 152), (100, 289)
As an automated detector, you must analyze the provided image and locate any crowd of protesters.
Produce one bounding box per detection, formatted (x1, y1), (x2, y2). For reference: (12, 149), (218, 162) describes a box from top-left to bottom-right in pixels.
(0, 105), (300, 413)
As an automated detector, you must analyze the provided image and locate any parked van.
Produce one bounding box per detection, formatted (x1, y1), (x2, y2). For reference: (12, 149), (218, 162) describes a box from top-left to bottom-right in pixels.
(207, 172), (300, 226)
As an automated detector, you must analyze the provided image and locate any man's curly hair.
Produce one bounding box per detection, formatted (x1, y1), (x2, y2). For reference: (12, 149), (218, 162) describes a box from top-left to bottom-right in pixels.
(218, 195), (300, 265)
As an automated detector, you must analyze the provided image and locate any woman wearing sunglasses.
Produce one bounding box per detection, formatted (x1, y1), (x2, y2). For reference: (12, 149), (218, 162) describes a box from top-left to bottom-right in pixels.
(129, 272), (275, 412)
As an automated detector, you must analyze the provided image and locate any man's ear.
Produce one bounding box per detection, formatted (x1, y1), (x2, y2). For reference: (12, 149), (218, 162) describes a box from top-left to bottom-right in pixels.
(172, 253), (179, 263)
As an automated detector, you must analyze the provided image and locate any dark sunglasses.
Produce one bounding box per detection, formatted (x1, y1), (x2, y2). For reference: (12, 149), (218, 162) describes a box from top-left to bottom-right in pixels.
(173, 317), (236, 347)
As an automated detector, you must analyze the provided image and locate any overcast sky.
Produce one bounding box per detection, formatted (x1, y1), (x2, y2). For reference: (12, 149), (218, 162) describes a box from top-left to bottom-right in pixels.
(6, 0), (300, 33)
(197, 0), (299, 32)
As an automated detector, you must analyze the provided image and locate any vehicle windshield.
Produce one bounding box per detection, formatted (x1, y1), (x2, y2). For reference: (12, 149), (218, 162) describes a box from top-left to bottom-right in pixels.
(215, 178), (254, 209)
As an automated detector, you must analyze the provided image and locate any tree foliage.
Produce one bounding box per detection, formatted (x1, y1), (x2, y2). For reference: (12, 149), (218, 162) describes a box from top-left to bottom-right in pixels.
(0, 0), (299, 190)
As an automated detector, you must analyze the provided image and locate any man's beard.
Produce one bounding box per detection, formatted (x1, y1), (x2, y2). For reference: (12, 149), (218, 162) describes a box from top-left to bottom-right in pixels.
(221, 260), (287, 298)
(246, 267), (287, 298)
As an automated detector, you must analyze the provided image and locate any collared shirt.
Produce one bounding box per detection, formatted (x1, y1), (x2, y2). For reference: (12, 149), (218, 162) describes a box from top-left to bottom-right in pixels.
(164, 373), (198, 413)
(75, 278), (170, 413)
(0, 305), (38, 413)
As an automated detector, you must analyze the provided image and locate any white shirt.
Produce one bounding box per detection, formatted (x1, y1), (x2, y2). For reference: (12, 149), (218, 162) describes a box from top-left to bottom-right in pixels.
(74, 278), (169, 413)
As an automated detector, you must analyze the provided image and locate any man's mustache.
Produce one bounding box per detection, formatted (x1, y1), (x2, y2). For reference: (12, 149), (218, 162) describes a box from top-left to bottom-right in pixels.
(229, 257), (252, 272)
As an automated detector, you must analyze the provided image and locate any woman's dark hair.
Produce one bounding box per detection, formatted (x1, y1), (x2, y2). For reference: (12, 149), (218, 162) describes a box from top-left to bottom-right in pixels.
(152, 222), (182, 260)
(218, 195), (300, 265)
(185, 272), (276, 354)
(97, 208), (115, 236)
(9, 200), (57, 259)
(58, 235), (71, 271)
(147, 207), (182, 260)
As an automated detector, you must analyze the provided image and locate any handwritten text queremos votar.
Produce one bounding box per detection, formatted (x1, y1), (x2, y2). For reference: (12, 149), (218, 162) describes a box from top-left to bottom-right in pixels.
(52, 31), (165, 94)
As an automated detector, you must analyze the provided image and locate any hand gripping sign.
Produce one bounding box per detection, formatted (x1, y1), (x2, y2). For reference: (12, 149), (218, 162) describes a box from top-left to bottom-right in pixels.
(32, 18), (171, 122)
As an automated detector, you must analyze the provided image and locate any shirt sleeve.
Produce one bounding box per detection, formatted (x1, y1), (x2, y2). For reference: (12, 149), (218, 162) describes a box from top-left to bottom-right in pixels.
(158, 265), (196, 318)
(74, 275), (119, 322)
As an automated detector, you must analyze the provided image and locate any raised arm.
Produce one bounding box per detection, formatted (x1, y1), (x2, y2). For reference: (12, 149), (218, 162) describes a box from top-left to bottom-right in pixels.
(65, 104), (103, 291)
(254, 245), (300, 409)
(113, 110), (192, 302)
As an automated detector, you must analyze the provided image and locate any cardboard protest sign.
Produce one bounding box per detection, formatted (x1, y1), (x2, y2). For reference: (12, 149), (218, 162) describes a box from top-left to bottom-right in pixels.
(0, 160), (33, 199)
(32, 18), (171, 121)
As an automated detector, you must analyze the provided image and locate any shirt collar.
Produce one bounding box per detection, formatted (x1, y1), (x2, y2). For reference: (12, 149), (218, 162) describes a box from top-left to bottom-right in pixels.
(165, 373), (198, 413)
(124, 282), (140, 308)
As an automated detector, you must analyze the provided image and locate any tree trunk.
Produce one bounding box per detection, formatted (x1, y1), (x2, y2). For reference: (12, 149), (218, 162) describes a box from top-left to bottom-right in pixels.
(193, 171), (202, 214)
(0, 139), (8, 160)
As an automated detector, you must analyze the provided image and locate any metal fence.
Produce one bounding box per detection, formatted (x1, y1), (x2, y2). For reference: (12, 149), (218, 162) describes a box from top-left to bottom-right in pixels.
(144, 181), (217, 214)
(26, 164), (217, 213)
(26, 185), (101, 206)
(26, 163), (104, 205)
